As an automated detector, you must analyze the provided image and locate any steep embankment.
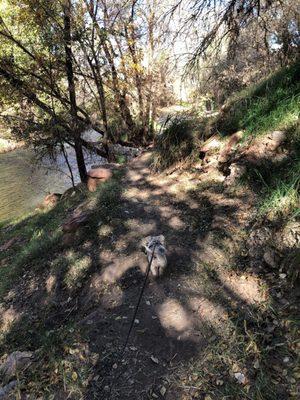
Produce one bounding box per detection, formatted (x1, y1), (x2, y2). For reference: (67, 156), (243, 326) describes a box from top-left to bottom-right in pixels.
(0, 64), (299, 399)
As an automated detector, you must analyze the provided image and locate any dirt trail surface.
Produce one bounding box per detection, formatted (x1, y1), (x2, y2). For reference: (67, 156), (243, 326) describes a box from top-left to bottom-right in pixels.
(78, 152), (265, 399)
(3, 150), (293, 400)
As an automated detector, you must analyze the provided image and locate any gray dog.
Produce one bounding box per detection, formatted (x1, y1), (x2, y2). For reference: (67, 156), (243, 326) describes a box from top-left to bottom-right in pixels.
(142, 235), (167, 278)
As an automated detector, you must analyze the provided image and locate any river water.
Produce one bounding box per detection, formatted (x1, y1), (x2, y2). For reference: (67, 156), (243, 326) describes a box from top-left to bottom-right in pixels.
(0, 146), (105, 223)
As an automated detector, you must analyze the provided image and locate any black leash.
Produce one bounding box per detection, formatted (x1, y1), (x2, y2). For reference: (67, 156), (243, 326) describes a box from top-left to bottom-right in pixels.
(107, 243), (157, 399)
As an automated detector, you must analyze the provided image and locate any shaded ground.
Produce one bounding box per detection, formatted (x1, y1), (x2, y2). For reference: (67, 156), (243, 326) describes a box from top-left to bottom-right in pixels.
(0, 151), (299, 400)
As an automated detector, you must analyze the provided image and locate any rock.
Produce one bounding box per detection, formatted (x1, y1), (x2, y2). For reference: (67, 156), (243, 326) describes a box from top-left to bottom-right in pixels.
(275, 221), (300, 251)
(266, 130), (286, 151)
(0, 351), (33, 382)
(224, 163), (246, 186)
(42, 193), (62, 208)
(200, 136), (222, 153)
(242, 130), (286, 165)
(234, 372), (247, 385)
(0, 380), (17, 398)
(62, 208), (92, 233)
(87, 168), (113, 192)
(81, 128), (103, 142)
(218, 131), (243, 163)
(263, 249), (279, 269)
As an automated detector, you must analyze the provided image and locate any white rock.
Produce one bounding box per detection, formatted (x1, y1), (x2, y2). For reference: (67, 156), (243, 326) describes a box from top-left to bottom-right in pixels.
(234, 372), (246, 384)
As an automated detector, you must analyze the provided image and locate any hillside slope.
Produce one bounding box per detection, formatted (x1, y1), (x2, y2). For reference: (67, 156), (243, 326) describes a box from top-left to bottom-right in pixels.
(0, 65), (299, 400)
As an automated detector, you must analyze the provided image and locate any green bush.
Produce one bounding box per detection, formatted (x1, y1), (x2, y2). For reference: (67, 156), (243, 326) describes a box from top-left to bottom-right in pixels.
(152, 116), (199, 170)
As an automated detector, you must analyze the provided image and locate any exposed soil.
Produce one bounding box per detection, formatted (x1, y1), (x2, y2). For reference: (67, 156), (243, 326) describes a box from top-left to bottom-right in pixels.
(77, 152), (266, 399)
(1, 150), (298, 400)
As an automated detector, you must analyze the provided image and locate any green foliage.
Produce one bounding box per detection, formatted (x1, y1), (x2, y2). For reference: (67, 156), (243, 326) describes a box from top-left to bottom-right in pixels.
(240, 154), (300, 220)
(217, 61), (300, 137)
(0, 171), (123, 300)
(0, 204), (65, 298)
(152, 116), (199, 170)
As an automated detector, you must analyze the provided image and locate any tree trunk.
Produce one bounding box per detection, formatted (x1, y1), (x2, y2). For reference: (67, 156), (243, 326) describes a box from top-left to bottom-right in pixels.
(85, 1), (135, 133)
(63, 0), (87, 183)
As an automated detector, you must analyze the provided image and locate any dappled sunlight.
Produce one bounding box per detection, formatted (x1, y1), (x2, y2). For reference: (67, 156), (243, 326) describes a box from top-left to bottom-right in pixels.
(218, 270), (268, 305)
(157, 298), (193, 334)
(98, 224), (113, 237)
(99, 252), (141, 284)
(124, 219), (156, 236)
(45, 274), (57, 294)
(124, 186), (151, 200)
(64, 255), (91, 290)
(1, 136), (298, 399)
(0, 305), (22, 333)
(189, 297), (229, 331)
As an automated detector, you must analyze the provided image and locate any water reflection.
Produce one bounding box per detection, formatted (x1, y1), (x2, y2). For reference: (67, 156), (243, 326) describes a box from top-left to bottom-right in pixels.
(0, 146), (105, 222)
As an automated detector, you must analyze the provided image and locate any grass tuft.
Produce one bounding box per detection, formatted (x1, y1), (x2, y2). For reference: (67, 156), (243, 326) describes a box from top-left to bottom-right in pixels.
(152, 116), (200, 170)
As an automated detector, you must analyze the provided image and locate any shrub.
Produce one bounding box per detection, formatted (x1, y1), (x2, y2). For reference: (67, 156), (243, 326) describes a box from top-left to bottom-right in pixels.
(152, 116), (200, 170)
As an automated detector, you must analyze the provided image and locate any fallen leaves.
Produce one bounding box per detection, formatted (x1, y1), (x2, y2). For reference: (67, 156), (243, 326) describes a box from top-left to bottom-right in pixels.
(71, 371), (78, 381)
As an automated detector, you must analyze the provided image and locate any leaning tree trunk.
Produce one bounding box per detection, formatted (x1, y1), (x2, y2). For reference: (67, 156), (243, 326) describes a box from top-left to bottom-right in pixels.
(63, 0), (87, 183)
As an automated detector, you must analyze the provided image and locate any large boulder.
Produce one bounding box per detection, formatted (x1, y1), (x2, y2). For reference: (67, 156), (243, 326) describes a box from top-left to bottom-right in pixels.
(87, 168), (112, 192)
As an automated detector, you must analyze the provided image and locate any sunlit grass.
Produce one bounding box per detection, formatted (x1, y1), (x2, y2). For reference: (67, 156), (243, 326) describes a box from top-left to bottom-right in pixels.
(64, 253), (91, 290)
(242, 157), (300, 220)
(217, 61), (300, 138)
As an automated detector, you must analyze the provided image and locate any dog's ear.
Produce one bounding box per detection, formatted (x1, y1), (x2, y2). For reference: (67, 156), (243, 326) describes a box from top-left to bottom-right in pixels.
(158, 235), (165, 246)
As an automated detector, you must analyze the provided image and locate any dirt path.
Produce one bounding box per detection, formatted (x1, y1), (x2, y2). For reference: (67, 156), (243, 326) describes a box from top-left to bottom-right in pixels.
(79, 152), (266, 399)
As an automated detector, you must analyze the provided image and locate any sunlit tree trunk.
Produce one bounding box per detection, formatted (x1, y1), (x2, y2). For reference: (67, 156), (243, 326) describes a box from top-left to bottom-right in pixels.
(63, 0), (87, 183)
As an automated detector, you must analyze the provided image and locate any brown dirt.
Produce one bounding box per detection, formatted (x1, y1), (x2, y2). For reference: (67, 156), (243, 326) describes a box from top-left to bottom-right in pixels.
(75, 152), (266, 399)
(1, 150), (279, 400)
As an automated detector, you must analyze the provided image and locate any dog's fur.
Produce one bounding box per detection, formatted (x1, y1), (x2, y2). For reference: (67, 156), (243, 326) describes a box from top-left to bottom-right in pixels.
(142, 235), (167, 278)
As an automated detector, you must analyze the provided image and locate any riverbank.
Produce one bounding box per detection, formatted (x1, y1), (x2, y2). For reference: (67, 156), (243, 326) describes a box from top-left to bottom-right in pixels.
(0, 138), (24, 154)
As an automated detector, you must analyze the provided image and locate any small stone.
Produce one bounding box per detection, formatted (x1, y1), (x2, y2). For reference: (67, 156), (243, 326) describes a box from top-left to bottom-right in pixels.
(150, 356), (159, 364)
(112, 363), (118, 369)
(146, 300), (151, 305)
(234, 372), (246, 384)
(263, 249), (278, 268)
(134, 319), (139, 324)
(160, 386), (167, 396)
(283, 357), (290, 363)
(279, 273), (286, 279)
